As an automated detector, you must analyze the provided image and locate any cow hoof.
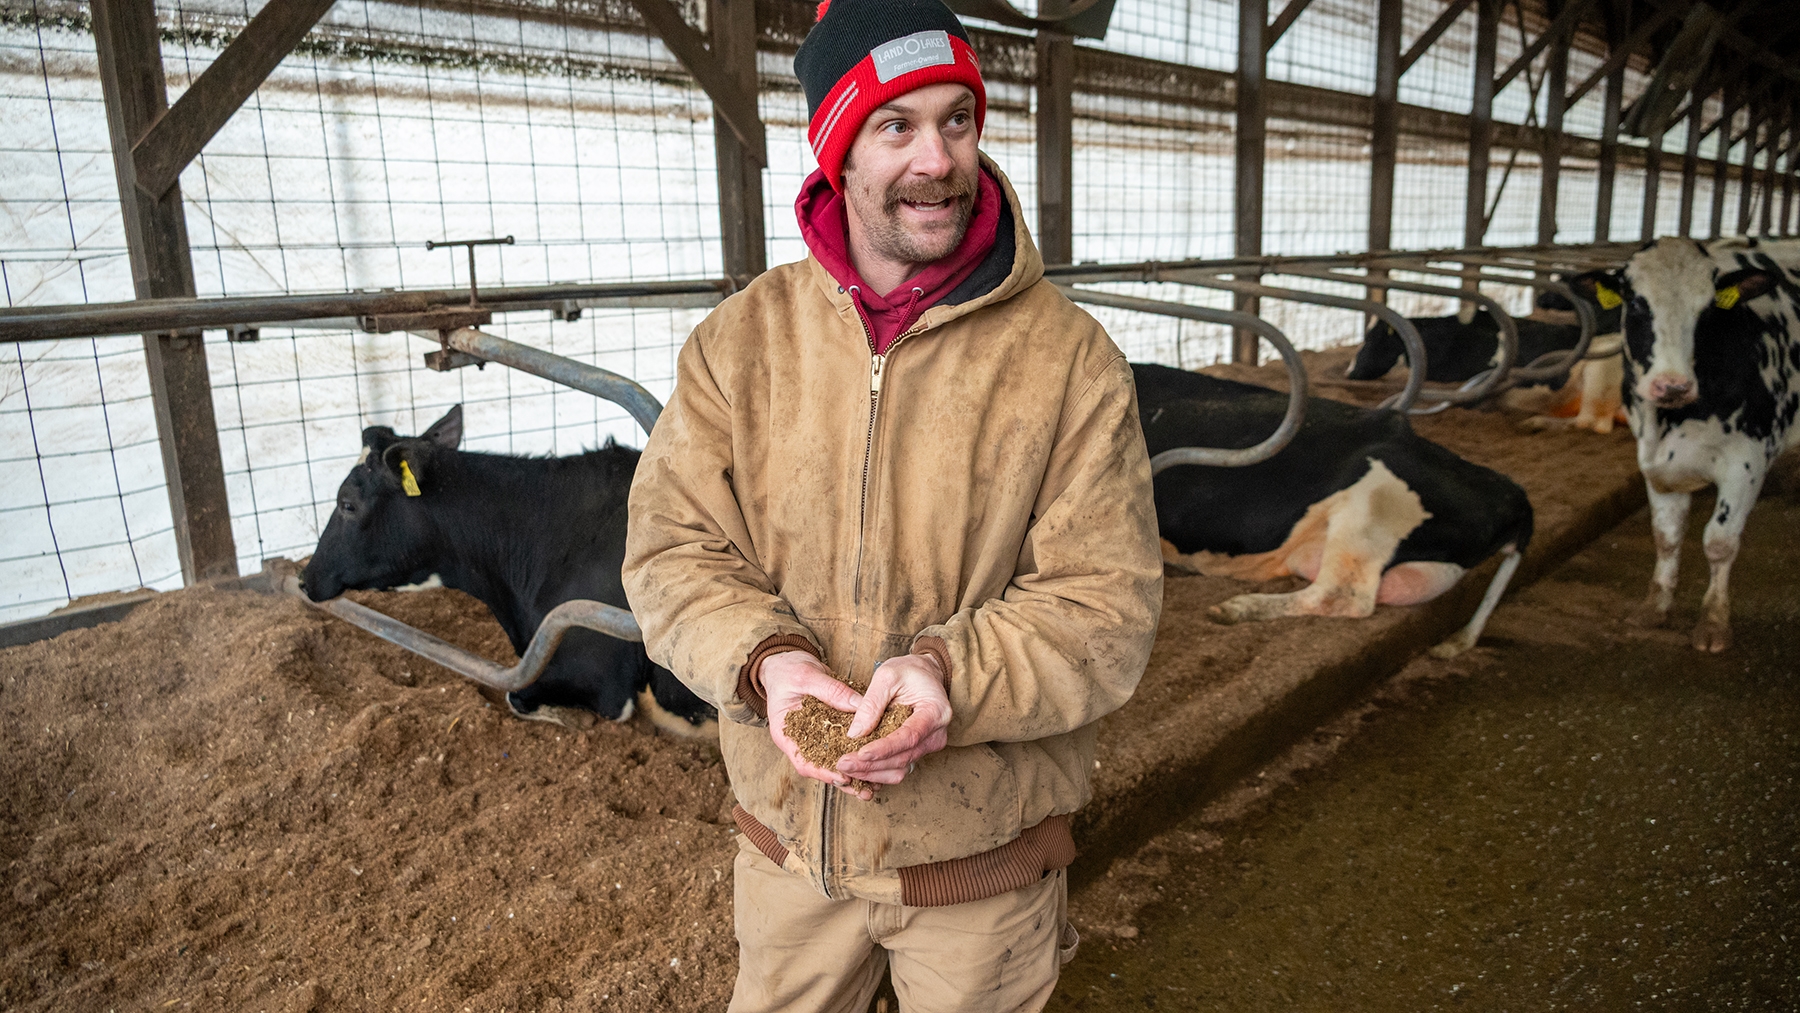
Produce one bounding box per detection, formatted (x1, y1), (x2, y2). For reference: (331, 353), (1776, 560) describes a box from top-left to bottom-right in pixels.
(1429, 635), (1474, 659)
(1691, 620), (1733, 653)
(1625, 601), (1669, 629)
(1207, 601), (1249, 625)
(506, 696), (603, 729)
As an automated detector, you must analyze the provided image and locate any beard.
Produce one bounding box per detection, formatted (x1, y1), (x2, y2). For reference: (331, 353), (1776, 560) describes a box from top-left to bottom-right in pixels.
(843, 165), (979, 267)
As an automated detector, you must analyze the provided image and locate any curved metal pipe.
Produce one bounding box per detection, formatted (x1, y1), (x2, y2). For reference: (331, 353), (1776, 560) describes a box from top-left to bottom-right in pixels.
(1275, 267), (1521, 408)
(1055, 286), (1308, 470)
(443, 327), (663, 435)
(283, 575), (641, 694)
(1364, 258), (1603, 385)
(1160, 272), (1428, 413)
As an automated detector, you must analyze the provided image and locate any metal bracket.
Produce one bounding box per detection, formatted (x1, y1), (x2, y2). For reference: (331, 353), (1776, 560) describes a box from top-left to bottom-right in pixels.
(426, 234), (515, 307)
(423, 348), (486, 372)
(358, 308), (492, 334)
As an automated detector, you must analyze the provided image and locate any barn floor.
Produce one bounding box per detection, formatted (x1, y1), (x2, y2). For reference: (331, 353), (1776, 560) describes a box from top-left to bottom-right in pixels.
(1049, 490), (1800, 1011)
(1, 349), (1653, 1013)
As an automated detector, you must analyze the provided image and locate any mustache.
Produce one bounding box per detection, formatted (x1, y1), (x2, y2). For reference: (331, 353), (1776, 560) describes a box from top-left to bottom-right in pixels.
(883, 176), (976, 214)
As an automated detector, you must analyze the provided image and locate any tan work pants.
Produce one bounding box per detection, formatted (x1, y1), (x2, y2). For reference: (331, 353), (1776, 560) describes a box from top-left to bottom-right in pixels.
(728, 839), (1079, 1013)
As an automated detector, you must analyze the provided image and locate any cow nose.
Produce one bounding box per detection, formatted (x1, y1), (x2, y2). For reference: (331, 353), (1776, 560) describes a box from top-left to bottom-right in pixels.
(1649, 377), (1693, 405)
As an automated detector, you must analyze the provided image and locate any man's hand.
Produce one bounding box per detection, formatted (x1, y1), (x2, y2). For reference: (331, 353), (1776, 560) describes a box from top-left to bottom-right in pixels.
(834, 653), (952, 798)
(762, 650), (866, 792)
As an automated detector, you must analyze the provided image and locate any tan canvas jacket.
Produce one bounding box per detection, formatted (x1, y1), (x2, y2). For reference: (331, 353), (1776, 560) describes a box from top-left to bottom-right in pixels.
(622, 162), (1162, 905)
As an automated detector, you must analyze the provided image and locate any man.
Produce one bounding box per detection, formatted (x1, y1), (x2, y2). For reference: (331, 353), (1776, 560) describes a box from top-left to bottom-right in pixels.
(622, 1), (1162, 1009)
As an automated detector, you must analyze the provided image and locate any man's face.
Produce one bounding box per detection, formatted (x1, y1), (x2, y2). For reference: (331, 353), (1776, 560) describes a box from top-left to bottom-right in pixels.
(842, 83), (981, 270)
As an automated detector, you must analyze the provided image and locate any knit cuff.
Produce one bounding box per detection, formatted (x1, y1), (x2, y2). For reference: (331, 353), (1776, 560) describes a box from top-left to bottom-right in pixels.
(910, 635), (952, 688)
(739, 634), (822, 720)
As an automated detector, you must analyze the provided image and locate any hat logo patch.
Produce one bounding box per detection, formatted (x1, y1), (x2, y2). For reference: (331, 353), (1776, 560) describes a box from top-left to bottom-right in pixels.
(873, 30), (955, 84)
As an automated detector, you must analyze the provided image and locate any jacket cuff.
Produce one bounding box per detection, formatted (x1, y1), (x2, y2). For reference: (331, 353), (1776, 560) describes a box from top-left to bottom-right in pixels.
(738, 634), (821, 720)
(910, 635), (953, 688)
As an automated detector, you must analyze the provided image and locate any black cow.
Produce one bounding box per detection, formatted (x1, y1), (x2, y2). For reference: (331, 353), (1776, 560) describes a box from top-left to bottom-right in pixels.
(1134, 362), (1533, 655)
(1592, 237), (1800, 652)
(301, 405), (716, 734)
(1346, 295), (1622, 383)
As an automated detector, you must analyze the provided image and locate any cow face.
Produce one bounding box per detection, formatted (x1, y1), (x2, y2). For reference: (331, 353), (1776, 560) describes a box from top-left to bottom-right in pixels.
(1347, 319), (1406, 380)
(301, 405), (464, 602)
(1619, 239), (1777, 409)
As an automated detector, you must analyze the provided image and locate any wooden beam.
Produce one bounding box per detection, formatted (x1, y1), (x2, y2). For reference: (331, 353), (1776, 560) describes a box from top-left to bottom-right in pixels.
(1594, 0), (1628, 242)
(1465, 0), (1498, 249)
(624, 0), (765, 165)
(1737, 104), (1764, 235)
(91, 0), (237, 584)
(1234, 0), (1267, 364)
(1036, 8), (1076, 265)
(1399, 0), (1475, 77)
(1369, 0), (1402, 260)
(1783, 104), (1798, 236)
(1494, 0), (1595, 95)
(1710, 82), (1737, 238)
(1539, 0), (1570, 244)
(1678, 94), (1704, 236)
(1702, 73), (1779, 141)
(1566, 2), (1680, 107)
(132, 0), (337, 199)
(1264, 0), (1316, 50)
(1641, 122), (1665, 240)
(709, 0), (764, 286)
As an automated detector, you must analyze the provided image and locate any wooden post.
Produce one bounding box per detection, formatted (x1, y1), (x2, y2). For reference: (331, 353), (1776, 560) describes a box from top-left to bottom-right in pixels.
(1233, 0), (1268, 364)
(1641, 123), (1664, 240)
(90, 0), (237, 583)
(1594, 0), (1628, 242)
(1538, 0), (1568, 245)
(1678, 95), (1704, 236)
(1035, 0), (1075, 266)
(1464, 0), (1498, 250)
(710, 0), (765, 286)
(1710, 84), (1736, 239)
(1738, 104), (1763, 236)
(1762, 112), (1786, 237)
(1368, 0), (1402, 308)
(1783, 104), (1798, 236)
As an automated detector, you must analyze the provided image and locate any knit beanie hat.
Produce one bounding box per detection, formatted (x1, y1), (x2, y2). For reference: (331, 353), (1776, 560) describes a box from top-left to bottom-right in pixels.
(794, 0), (988, 192)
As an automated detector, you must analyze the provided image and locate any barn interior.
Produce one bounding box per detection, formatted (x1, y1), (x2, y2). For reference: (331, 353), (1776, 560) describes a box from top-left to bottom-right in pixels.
(2, 0), (1797, 1009)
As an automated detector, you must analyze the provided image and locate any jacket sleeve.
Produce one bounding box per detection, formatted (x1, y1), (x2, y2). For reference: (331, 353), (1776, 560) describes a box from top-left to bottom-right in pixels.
(913, 354), (1164, 747)
(622, 329), (820, 726)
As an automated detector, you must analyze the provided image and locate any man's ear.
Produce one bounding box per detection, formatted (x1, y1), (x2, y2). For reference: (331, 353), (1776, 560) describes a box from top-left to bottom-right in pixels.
(382, 442), (430, 497)
(1715, 268), (1775, 308)
(421, 404), (463, 450)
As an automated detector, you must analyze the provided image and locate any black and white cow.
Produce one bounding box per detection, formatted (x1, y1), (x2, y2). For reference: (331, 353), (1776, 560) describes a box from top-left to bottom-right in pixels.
(1134, 363), (1534, 655)
(301, 405), (717, 734)
(1594, 237), (1800, 652)
(1346, 297), (1622, 385)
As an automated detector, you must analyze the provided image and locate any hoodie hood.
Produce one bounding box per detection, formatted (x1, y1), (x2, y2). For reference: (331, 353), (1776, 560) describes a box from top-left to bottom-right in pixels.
(796, 161), (1003, 352)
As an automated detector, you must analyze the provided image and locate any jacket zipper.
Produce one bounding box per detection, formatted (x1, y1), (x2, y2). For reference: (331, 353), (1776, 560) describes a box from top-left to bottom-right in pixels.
(824, 289), (924, 898)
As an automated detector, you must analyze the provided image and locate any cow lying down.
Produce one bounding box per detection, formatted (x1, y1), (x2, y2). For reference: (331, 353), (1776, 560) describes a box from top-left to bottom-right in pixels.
(1133, 362), (1533, 657)
(300, 405), (717, 736)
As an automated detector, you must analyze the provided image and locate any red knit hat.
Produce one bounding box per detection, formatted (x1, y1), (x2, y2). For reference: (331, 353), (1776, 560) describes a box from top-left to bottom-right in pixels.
(794, 0), (988, 192)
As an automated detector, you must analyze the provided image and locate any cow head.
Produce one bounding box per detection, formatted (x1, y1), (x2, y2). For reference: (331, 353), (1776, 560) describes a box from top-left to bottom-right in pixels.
(300, 405), (464, 602)
(1347, 318), (1407, 380)
(1618, 239), (1778, 409)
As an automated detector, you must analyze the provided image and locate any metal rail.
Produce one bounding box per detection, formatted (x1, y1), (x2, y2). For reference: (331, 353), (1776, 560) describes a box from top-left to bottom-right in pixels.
(1055, 286), (1309, 470)
(0, 277), (729, 344)
(283, 575), (641, 694)
(438, 327), (663, 434)
(1060, 267), (1430, 413)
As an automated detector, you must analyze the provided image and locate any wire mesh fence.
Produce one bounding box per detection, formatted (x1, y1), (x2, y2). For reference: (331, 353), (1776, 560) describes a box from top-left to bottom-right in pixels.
(0, 0), (1756, 620)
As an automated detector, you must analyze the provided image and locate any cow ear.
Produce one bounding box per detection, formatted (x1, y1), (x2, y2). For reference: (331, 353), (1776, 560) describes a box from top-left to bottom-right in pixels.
(422, 404), (463, 450)
(362, 426), (399, 462)
(1715, 269), (1774, 308)
(382, 442), (429, 497)
(1568, 269), (1627, 309)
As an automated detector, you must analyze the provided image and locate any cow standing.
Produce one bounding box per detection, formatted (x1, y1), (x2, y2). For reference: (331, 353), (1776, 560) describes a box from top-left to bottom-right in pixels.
(301, 405), (717, 734)
(1134, 363), (1533, 655)
(1601, 237), (1800, 651)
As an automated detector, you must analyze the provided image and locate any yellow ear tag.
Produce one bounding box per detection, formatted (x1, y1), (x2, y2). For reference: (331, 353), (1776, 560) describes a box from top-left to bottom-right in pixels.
(1714, 285), (1741, 310)
(400, 459), (422, 497)
(1594, 283), (1623, 310)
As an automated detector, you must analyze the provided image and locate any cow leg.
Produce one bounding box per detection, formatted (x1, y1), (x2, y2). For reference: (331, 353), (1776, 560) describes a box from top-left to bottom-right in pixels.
(1430, 548), (1522, 658)
(1377, 561), (1466, 606)
(1690, 465), (1763, 652)
(1628, 485), (1690, 628)
(1211, 460), (1426, 623)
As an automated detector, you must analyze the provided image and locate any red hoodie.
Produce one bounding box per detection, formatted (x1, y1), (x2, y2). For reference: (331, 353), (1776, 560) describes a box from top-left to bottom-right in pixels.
(795, 166), (1002, 353)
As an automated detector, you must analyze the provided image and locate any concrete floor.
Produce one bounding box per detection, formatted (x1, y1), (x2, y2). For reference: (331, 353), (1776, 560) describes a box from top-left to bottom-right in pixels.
(1051, 490), (1800, 1012)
